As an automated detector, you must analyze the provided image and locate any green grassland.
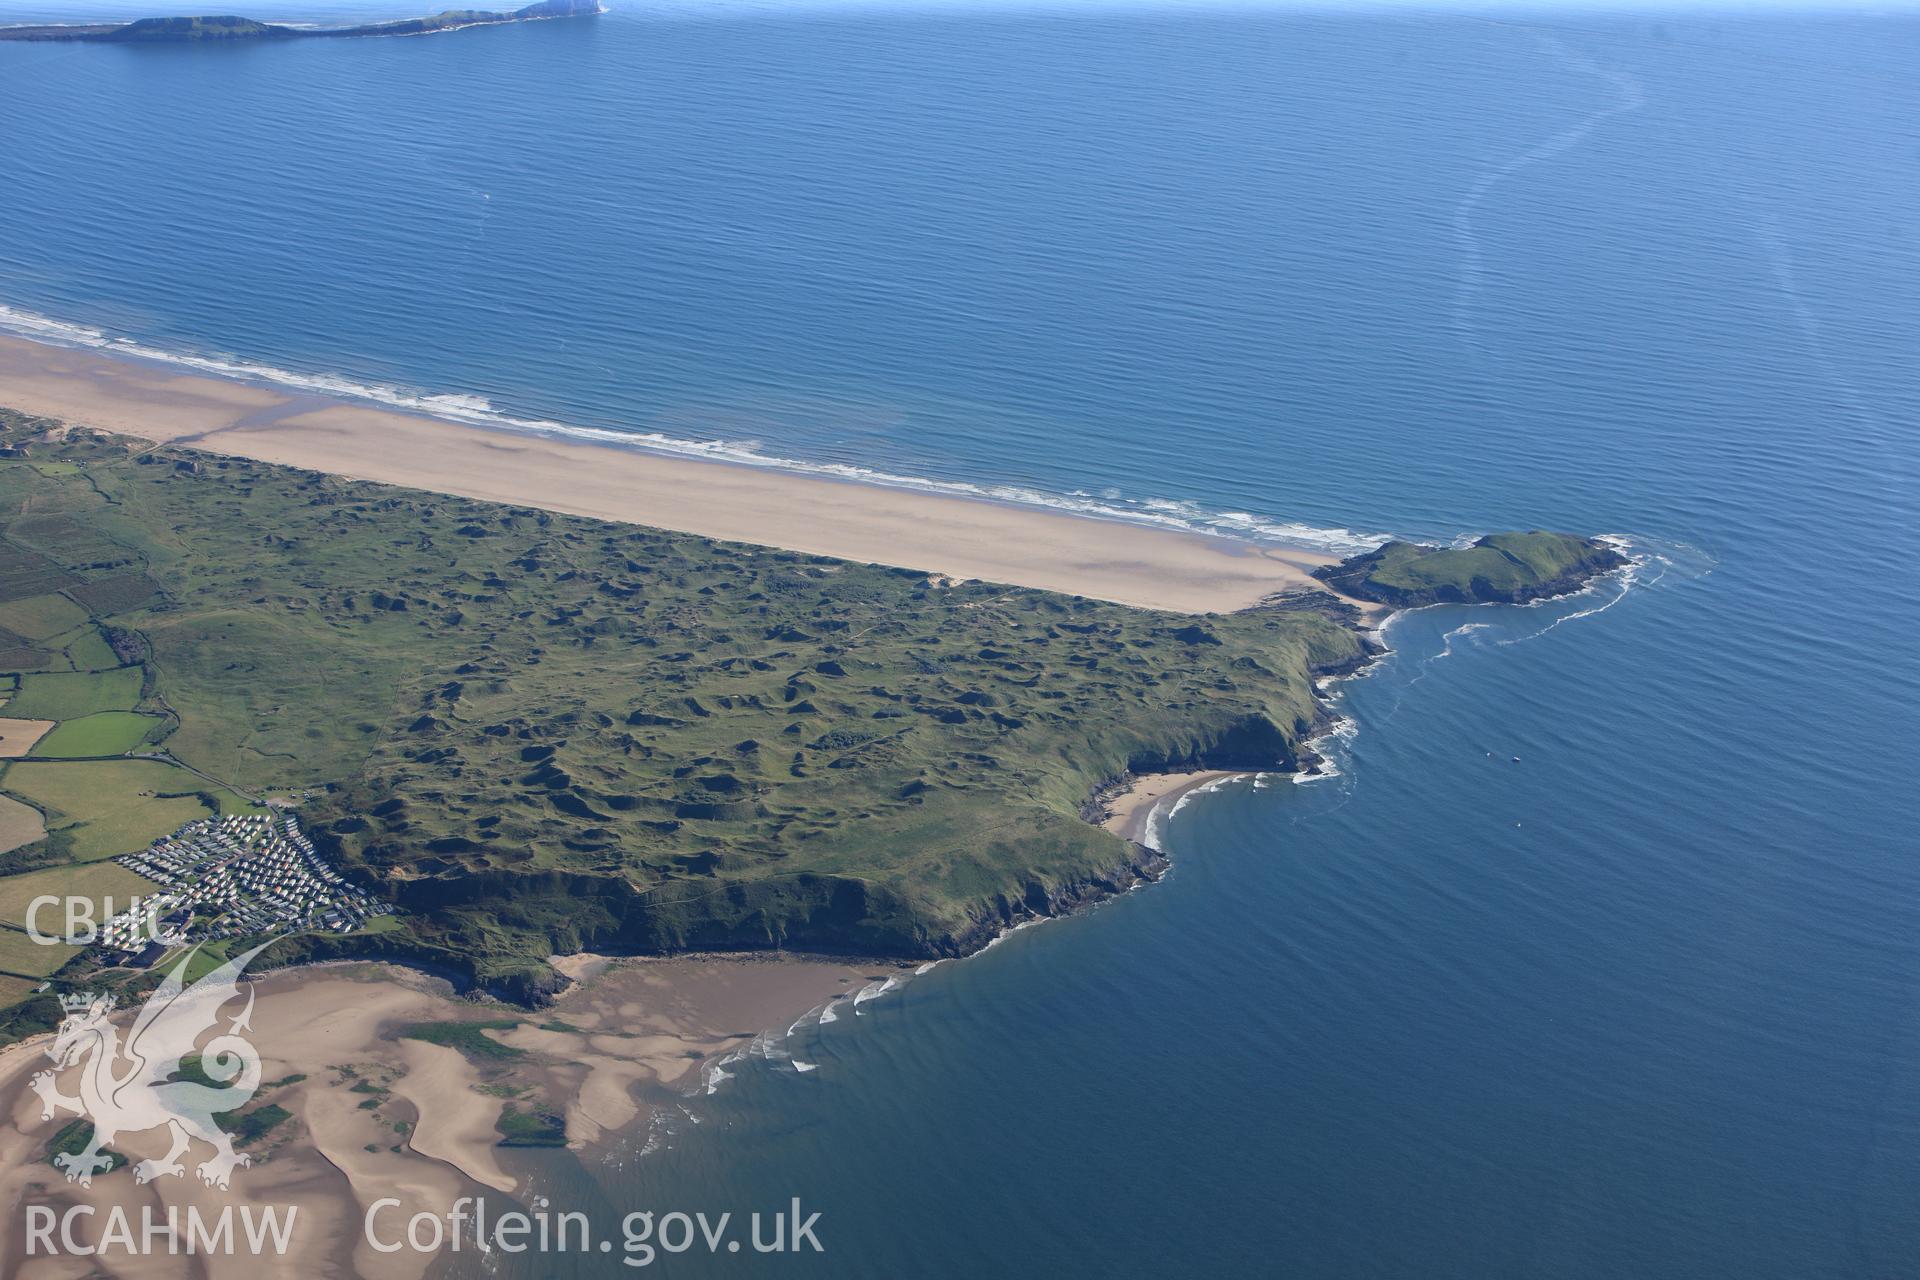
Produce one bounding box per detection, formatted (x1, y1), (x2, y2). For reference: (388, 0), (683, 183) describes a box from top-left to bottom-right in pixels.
(54, 625), (121, 673)
(0, 928), (82, 985)
(3, 667), (143, 720)
(0, 859), (153, 927)
(1314, 532), (1626, 607)
(398, 1019), (525, 1062)
(0, 407), (1388, 1005)
(31, 711), (164, 757)
(496, 1103), (567, 1146)
(0, 759), (247, 865)
(0, 794), (44, 855)
(0, 860), (147, 984)
(0, 620), (121, 675)
(0, 592), (90, 641)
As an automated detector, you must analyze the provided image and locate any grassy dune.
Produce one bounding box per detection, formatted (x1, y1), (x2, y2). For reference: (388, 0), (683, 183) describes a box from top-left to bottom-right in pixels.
(0, 408), (1378, 1000)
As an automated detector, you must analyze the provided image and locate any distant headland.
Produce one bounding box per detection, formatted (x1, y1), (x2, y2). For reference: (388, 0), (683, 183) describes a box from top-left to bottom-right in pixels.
(0, 0), (602, 43)
(1313, 532), (1627, 608)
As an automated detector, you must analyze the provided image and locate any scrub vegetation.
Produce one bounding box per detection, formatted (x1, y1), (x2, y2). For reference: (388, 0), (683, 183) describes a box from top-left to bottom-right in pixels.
(0, 407), (1600, 1027)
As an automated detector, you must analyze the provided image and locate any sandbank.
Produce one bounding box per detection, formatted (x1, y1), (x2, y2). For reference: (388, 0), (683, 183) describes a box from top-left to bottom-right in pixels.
(0, 953), (895, 1277)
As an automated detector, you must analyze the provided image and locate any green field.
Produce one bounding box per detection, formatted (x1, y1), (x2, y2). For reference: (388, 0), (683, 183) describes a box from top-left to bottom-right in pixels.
(2, 667), (143, 720)
(0, 759), (240, 863)
(54, 626), (122, 673)
(31, 711), (164, 757)
(0, 793), (44, 855)
(397, 1019), (525, 1062)
(0, 859), (155, 927)
(0, 928), (81, 983)
(0, 592), (89, 641)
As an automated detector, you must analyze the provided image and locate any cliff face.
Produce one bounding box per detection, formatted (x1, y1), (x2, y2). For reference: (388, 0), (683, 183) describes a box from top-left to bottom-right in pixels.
(0, 414), (1377, 1019)
(1314, 531), (1627, 608)
(313, 696), (1336, 995)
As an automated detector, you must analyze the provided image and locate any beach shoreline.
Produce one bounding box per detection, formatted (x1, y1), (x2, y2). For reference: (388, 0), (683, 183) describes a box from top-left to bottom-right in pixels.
(0, 952), (905, 1278)
(1098, 770), (1249, 847)
(0, 333), (1357, 617)
(0, 327), (1389, 1267)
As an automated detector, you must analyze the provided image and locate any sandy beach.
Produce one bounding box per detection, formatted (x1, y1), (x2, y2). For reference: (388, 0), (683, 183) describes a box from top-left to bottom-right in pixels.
(0, 335), (1345, 616)
(0, 954), (897, 1278)
(1100, 771), (1249, 845)
(0, 336), (1363, 1271)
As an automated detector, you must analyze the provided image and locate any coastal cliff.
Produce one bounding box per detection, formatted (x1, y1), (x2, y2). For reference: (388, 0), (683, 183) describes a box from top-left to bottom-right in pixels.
(0, 409), (1370, 1018)
(0, 407), (1616, 1023)
(1313, 531), (1626, 608)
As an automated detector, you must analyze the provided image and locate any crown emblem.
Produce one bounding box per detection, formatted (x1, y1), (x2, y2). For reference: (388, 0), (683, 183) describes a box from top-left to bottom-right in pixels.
(58, 991), (110, 1014)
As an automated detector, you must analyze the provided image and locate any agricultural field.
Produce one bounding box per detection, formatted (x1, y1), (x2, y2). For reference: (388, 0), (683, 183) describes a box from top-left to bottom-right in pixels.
(0, 793), (45, 853)
(0, 858), (155, 927)
(3, 667), (143, 720)
(0, 928), (81, 986)
(0, 759), (244, 864)
(0, 591), (89, 641)
(56, 626), (122, 672)
(31, 711), (164, 757)
(0, 720), (52, 758)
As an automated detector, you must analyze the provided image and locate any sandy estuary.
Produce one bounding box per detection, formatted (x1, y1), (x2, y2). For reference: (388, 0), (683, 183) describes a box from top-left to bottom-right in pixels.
(0, 953), (903, 1278)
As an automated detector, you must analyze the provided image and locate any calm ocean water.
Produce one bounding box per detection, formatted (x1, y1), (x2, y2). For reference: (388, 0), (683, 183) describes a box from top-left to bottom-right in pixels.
(4, 6), (1918, 1276)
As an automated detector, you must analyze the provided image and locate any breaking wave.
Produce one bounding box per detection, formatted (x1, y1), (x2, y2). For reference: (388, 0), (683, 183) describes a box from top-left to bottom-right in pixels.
(0, 301), (1388, 557)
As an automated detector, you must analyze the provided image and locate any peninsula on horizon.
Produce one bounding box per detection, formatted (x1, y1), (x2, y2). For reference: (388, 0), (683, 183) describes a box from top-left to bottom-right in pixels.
(0, 0), (602, 43)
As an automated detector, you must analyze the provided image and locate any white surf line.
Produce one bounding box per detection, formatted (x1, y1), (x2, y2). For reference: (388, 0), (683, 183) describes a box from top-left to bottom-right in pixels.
(1405, 620), (1492, 690)
(1495, 538), (1657, 647)
(1452, 31), (1646, 350)
(0, 300), (1389, 558)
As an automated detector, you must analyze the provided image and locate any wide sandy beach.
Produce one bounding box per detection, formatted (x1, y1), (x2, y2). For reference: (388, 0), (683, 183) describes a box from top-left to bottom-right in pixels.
(0, 334), (1367, 1272)
(0, 955), (901, 1279)
(0, 336), (1347, 615)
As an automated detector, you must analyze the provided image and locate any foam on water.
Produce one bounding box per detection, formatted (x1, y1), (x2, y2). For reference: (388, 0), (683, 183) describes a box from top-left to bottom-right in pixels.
(9, 17), (1911, 1273)
(0, 302), (1389, 558)
(852, 976), (900, 1013)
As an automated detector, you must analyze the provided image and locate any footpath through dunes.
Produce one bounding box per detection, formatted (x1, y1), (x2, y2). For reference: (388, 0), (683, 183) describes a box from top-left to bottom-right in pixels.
(0, 335), (1341, 616)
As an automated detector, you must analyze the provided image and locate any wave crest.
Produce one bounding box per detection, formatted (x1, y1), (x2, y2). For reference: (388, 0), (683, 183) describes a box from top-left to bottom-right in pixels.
(0, 301), (1387, 556)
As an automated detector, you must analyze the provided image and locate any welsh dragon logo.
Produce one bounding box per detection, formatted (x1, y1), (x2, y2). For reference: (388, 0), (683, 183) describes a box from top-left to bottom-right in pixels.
(30, 944), (270, 1191)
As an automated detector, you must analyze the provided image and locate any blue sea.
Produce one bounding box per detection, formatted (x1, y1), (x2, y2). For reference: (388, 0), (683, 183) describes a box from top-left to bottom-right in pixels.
(4, 5), (1918, 1276)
